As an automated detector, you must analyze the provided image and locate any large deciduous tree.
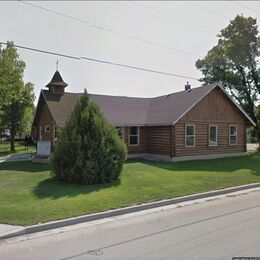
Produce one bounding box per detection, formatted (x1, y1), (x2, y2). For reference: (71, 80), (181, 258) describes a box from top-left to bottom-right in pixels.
(196, 15), (260, 148)
(51, 90), (127, 185)
(0, 42), (35, 151)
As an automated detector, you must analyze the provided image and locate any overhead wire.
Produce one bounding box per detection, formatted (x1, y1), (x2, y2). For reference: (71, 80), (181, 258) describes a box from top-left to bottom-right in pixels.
(229, 1), (260, 14)
(130, 2), (218, 34)
(0, 41), (199, 81)
(0, 41), (255, 90)
(0, 42), (254, 89)
(186, 2), (230, 20)
(18, 0), (200, 57)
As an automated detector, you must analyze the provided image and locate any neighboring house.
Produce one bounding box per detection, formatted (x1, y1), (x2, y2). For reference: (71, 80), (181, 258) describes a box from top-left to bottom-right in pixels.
(32, 70), (256, 161)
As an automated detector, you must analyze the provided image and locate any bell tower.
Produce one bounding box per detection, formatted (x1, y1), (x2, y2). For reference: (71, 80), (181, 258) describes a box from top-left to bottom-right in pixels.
(46, 70), (68, 95)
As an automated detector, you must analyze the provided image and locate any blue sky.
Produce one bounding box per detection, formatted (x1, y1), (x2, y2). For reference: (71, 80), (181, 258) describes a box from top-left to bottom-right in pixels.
(1, 1), (260, 104)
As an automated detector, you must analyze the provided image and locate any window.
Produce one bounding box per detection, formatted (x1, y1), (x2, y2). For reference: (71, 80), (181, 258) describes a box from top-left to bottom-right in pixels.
(185, 124), (195, 147)
(209, 125), (217, 146)
(229, 125), (237, 145)
(129, 126), (139, 145)
(45, 125), (50, 132)
(116, 127), (124, 140)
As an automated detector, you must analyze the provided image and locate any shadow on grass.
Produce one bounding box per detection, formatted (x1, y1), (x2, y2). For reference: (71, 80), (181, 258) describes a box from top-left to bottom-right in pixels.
(128, 152), (260, 176)
(33, 178), (121, 199)
(0, 161), (50, 172)
(2, 152), (260, 200)
(0, 141), (36, 156)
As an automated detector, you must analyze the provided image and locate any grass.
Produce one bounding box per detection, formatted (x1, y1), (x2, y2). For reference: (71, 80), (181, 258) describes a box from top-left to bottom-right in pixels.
(0, 152), (260, 226)
(0, 141), (36, 156)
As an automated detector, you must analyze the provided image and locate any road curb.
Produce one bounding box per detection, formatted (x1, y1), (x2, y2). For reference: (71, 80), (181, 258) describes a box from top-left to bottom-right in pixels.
(1, 182), (260, 240)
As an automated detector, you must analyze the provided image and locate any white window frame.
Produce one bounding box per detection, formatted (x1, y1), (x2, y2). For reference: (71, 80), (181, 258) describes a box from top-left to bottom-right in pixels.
(45, 125), (51, 133)
(185, 124), (195, 147)
(229, 125), (237, 145)
(209, 125), (218, 147)
(128, 126), (139, 146)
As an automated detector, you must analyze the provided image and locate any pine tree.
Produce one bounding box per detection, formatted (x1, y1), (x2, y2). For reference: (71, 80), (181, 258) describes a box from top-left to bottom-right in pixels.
(50, 90), (127, 184)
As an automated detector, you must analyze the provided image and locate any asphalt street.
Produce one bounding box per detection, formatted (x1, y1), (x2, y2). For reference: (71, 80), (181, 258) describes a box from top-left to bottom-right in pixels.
(1, 190), (260, 260)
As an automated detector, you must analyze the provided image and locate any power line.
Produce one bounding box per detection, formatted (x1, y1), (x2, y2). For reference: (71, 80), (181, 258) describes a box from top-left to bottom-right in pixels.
(230, 1), (260, 14)
(0, 42), (80, 60)
(0, 41), (199, 81)
(186, 2), (229, 20)
(80, 56), (199, 80)
(1, 42), (253, 89)
(130, 2), (218, 35)
(18, 0), (200, 58)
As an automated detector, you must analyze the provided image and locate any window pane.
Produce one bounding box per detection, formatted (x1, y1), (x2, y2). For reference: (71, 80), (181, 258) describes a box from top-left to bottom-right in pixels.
(130, 136), (138, 145)
(186, 136), (194, 146)
(210, 126), (217, 143)
(130, 127), (137, 135)
(230, 135), (237, 144)
(186, 125), (194, 136)
(230, 126), (237, 135)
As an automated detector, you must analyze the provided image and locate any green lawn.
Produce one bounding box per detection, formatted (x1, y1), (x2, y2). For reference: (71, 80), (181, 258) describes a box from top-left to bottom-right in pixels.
(0, 152), (260, 226)
(0, 141), (36, 156)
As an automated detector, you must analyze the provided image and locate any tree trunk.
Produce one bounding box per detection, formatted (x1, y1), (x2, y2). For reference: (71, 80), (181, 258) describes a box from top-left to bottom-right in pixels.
(10, 127), (15, 152)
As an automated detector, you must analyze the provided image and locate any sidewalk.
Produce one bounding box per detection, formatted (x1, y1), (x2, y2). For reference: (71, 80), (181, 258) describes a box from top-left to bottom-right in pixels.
(0, 153), (32, 163)
(1, 182), (260, 240)
(0, 224), (26, 239)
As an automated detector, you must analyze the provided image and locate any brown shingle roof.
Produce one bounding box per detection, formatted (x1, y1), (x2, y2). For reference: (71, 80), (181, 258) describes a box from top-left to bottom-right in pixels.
(41, 82), (255, 127)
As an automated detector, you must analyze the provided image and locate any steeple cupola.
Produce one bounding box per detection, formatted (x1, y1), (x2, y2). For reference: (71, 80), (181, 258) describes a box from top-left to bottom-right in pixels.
(46, 70), (68, 94)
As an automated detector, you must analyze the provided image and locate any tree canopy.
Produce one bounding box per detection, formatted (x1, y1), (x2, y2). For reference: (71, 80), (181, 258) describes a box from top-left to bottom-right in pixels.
(196, 15), (260, 146)
(0, 42), (35, 150)
(51, 90), (127, 184)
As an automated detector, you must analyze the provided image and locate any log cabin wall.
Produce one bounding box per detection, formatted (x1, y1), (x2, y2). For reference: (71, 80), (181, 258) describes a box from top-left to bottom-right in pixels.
(175, 88), (246, 157)
(124, 125), (174, 157)
(33, 99), (55, 142)
(124, 126), (147, 154)
(146, 126), (171, 156)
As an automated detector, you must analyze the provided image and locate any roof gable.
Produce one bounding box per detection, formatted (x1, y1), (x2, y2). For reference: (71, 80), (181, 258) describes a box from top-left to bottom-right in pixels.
(32, 91), (54, 126)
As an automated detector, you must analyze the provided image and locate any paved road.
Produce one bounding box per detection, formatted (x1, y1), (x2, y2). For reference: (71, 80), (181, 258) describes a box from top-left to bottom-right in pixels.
(1, 191), (260, 260)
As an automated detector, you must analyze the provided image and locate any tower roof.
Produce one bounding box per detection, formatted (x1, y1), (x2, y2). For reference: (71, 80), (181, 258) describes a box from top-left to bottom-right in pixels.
(46, 70), (68, 88)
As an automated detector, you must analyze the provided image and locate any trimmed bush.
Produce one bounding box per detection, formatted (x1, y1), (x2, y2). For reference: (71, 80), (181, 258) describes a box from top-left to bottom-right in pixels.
(50, 90), (127, 184)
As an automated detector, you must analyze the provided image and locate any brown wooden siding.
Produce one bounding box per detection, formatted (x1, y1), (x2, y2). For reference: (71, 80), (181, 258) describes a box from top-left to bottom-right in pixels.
(33, 98), (55, 142)
(175, 122), (246, 157)
(175, 87), (247, 157)
(180, 88), (245, 123)
(172, 125), (176, 157)
(124, 127), (146, 154)
(146, 126), (171, 156)
(124, 126), (173, 156)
